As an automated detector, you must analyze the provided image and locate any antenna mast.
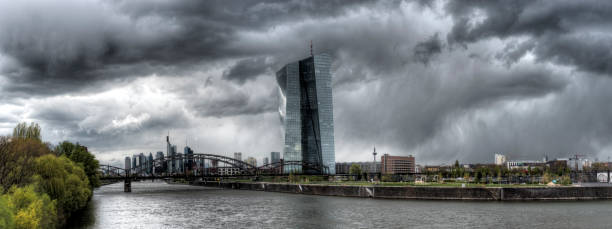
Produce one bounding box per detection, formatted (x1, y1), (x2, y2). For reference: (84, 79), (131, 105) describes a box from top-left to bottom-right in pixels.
(310, 40), (313, 56)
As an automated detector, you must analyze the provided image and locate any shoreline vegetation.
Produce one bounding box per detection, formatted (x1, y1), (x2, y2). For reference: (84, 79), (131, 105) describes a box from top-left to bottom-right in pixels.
(0, 122), (100, 229)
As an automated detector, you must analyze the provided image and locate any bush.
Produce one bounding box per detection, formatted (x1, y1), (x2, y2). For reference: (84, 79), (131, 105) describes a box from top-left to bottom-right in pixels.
(561, 175), (572, 185)
(381, 174), (393, 182)
(3, 185), (57, 229)
(32, 155), (91, 221)
(0, 195), (14, 229)
(541, 172), (553, 184)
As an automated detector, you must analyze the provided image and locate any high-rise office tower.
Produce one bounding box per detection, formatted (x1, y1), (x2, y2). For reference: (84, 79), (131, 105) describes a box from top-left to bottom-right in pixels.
(234, 152), (242, 161)
(166, 135), (178, 173)
(185, 146), (194, 172)
(271, 152), (281, 164)
(156, 151), (164, 160)
(276, 53), (335, 174)
(125, 157), (131, 171)
(148, 153), (154, 174)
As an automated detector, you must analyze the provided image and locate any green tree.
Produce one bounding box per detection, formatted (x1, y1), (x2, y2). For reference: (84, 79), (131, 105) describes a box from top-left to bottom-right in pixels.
(349, 164), (362, 175)
(12, 122), (41, 141)
(381, 174), (393, 182)
(0, 195), (14, 229)
(349, 164), (362, 181)
(54, 141), (101, 188)
(31, 155), (91, 221)
(3, 185), (57, 229)
(288, 172), (295, 183)
(0, 135), (52, 192)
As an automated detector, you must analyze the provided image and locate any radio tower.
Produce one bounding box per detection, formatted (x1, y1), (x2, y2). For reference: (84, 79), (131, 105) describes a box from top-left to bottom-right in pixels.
(310, 40), (313, 56)
(372, 146), (377, 173)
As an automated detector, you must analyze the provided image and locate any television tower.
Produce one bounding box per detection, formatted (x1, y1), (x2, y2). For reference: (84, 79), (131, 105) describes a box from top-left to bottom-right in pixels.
(372, 146), (377, 173)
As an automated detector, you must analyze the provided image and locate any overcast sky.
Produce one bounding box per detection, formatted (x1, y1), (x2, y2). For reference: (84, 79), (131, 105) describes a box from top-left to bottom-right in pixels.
(1, 0), (612, 166)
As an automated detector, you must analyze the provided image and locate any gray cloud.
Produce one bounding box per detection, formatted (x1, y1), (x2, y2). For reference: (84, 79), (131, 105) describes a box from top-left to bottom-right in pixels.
(0, 0), (379, 97)
(445, 0), (612, 76)
(413, 33), (443, 65)
(223, 57), (270, 84)
(1, 0), (611, 165)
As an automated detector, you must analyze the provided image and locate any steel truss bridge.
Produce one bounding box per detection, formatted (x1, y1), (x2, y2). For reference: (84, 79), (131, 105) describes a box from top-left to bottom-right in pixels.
(98, 153), (329, 192)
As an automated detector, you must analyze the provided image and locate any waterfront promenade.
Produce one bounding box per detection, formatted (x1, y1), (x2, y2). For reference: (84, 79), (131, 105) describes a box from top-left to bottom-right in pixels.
(196, 181), (612, 201)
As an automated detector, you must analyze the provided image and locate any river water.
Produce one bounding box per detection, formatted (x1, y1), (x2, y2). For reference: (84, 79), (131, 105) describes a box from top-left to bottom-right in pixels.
(68, 181), (612, 228)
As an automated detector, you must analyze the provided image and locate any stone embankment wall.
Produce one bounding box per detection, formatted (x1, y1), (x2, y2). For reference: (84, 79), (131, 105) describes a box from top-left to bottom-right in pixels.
(195, 181), (612, 200)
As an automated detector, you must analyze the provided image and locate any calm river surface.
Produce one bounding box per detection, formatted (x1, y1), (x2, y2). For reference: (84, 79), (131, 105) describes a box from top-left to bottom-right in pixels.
(68, 181), (612, 228)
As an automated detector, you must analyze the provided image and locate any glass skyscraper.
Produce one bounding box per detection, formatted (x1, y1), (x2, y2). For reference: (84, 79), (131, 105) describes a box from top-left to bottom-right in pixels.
(276, 53), (335, 174)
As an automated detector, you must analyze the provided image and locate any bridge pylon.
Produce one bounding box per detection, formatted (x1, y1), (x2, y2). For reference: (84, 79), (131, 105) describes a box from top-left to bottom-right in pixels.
(124, 171), (131, 192)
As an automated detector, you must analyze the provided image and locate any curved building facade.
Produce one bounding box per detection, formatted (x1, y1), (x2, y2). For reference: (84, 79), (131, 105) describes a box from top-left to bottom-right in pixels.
(276, 53), (335, 174)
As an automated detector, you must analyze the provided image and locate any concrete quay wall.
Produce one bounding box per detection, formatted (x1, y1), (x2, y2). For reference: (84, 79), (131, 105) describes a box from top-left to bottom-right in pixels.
(196, 181), (612, 200)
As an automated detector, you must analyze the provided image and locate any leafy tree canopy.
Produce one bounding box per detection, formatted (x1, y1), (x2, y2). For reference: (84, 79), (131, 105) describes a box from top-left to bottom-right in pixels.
(54, 141), (101, 188)
(12, 122), (41, 141)
(32, 154), (91, 221)
(349, 164), (362, 175)
(2, 185), (57, 229)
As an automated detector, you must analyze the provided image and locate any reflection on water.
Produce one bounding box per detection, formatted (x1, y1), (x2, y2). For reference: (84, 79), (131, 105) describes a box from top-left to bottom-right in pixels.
(69, 181), (612, 228)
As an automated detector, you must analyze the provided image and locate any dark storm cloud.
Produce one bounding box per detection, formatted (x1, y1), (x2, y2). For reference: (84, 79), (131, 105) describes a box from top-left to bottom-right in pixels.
(0, 0), (378, 97)
(191, 88), (277, 118)
(3, 0), (612, 164)
(445, 0), (612, 76)
(223, 57), (270, 84)
(413, 33), (443, 65)
(337, 63), (567, 156)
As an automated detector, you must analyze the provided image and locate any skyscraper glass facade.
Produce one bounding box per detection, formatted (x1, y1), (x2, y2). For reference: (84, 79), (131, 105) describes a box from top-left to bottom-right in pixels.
(276, 53), (335, 174)
(270, 152), (281, 164)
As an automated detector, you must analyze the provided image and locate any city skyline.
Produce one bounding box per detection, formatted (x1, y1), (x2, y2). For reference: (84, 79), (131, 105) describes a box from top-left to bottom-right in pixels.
(2, 1), (612, 228)
(1, 1), (612, 167)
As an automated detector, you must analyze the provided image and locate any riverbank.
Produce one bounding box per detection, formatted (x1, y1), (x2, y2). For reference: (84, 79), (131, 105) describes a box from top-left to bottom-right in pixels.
(194, 181), (612, 200)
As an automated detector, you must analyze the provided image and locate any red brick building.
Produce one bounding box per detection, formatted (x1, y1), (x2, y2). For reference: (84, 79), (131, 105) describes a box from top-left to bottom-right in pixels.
(381, 154), (415, 174)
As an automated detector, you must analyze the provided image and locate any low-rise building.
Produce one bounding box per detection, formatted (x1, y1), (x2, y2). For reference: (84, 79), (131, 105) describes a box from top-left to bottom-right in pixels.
(335, 162), (381, 174)
(424, 165), (451, 173)
(381, 154), (415, 174)
(217, 167), (242, 176)
(506, 160), (546, 170)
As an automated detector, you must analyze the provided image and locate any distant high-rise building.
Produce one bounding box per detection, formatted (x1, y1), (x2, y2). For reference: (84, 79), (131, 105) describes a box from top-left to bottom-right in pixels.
(185, 146), (194, 172)
(234, 152), (242, 161)
(125, 157), (131, 171)
(156, 151), (164, 160)
(263, 157), (269, 166)
(495, 154), (507, 166)
(271, 152), (281, 164)
(155, 151), (165, 174)
(276, 53), (335, 174)
(166, 135), (179, 173)
(246, 157), (257, 167)
(381, 154), (415, 174)
(148, 153), (154, 174)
